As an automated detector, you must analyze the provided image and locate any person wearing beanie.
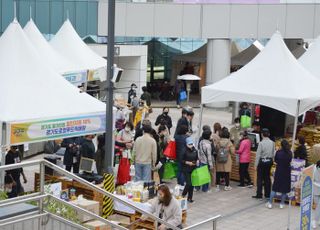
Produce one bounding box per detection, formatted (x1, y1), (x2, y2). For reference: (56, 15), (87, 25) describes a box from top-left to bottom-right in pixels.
(181, 137), (198, 203)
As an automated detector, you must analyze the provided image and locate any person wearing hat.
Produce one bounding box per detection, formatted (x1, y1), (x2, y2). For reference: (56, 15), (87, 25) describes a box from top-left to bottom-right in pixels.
(181, 137), (198, 203)
(252, 128), (275, 200)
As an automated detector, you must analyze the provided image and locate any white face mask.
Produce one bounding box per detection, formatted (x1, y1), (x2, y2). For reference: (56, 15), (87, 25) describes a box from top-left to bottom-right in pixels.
(5, 187), (12, 193)
(235, 123), (240, 128)
(125, 127), (130, 132)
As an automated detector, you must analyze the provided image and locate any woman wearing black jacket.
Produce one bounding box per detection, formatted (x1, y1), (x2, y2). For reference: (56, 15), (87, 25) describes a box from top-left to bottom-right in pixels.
(182, 137), (198, 203)
(294, 136), (308, 166)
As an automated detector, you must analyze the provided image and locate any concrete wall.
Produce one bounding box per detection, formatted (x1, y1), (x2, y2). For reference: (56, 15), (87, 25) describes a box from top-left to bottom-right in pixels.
(98, 1), (320, 39)
(89, 44), (148, 100)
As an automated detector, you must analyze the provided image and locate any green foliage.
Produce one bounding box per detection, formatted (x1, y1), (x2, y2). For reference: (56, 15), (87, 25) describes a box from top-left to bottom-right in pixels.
(0, 190), (8, 201)
(44, 198), (80, 224)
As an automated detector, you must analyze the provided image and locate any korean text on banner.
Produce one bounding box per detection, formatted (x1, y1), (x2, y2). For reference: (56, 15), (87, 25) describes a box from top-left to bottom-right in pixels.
(9, 114), (105, 145)
(63, 70), (88, 86)
(300, 165), (314, 230)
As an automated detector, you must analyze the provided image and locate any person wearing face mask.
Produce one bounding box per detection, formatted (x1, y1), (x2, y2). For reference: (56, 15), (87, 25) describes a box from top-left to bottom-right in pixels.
(158, 125), (171, 183)
(155, 107), (173, 133)
(181, 137), (198, 203)
(127, 83), (137, 104)
(230, 117), (242, 149)
(116, 122), (134, 149)
(139, 184), (182, 230)
(5, 146), (27, 197)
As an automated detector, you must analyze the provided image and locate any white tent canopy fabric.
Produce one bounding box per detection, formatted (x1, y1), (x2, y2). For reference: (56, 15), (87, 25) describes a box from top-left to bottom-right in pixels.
(50, 19), (107, 81)
(24, 19), (81, 75)
(202, 32), (320, 117)
(299, 38), (320, 78)
(0, 20), (105, 145)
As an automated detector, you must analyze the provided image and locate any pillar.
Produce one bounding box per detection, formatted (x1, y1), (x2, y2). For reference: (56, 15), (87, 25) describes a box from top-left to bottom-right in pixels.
(206, 39), (231, 108)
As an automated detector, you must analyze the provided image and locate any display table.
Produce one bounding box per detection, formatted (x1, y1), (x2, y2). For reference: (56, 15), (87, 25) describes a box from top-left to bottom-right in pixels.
(34, 173), (104, 214)
(230, 151), (257, 186)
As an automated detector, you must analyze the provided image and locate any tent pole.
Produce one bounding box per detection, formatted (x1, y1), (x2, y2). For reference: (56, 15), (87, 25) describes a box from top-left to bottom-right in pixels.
(103, 0), (116, 174)
(291, 100), (300, 151)
(287, 100), (300, 230)
(0, 123), (7, 188)
(197, 104), (204, 144)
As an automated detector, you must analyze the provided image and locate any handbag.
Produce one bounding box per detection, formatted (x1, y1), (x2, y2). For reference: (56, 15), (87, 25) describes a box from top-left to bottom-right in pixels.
(163, 162), (178, 180)
(163, 141), (176, 159)
(240, 110), (251, 128)
(179, 91), (187, 101)
(191, 165), (211, 186)
(117, 158), (131, 185)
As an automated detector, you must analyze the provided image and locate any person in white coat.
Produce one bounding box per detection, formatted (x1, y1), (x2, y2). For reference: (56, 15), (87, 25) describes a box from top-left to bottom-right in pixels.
(141, 184), (182, 229)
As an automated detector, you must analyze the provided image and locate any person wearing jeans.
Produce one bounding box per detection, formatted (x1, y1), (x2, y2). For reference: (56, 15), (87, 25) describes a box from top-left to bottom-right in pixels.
(196, 130), (214, 192)
(266, 140), (292, 209)
(135, 164), (152, 182)
(133, 124), (157, 182)
(237, 131), (253, 187)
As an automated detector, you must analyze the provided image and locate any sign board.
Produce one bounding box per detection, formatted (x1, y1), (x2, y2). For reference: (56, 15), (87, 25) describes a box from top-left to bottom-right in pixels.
(63, 70), (88, 86)
(8, 114), (105, 145)
(300, 165), (314, 230)
(88, 67), (107, 82)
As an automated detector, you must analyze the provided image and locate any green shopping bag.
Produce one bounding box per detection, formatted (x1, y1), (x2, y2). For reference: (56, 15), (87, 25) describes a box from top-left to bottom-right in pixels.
(240, 115), (251, 128)
(163, 162), (178, 180)
(191, 165), (211, 186)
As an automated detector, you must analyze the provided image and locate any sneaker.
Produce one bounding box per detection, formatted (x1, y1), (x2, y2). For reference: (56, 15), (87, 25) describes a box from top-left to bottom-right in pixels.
(194, 188), (200, 192)
(252, 195), (263, 201)
(224, 186), (232, 191)
(246, 183), (254, 188)
(187, 199), (195, 203)
(312, 220), (317, 229)
(215, 185), (220, 192)
(279, 204), (284, 209)
(238, 184), (246, 188)
(266, 202), (272, 209)
(205, 190), (212, 194)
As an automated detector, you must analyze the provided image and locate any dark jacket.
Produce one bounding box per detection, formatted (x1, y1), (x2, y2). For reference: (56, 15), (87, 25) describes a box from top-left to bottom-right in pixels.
(61, 137), (82, 166)
(272, 149), (292, 193)
(182, 146), (198, 173)
(80, 139), (96, 159)
(155, 114), (173, 131)
(141, 92), (151, 106)
(5, 150), (23, 180)
(175, 134), (187, 162)
(294, 144), (307, 165)
(174, 117), (189, 137)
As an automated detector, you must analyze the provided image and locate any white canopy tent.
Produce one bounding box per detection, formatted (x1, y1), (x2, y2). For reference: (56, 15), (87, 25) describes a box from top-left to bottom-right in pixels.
(0, 19), (106, 166)
(201, 32), (320, 149)
(50, 19), (107, 82)
(24, 19), (80, 75)
(299, 38), (320, 78)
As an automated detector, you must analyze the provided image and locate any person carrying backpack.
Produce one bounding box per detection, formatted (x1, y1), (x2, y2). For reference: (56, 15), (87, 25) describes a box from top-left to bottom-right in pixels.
(216, 128), (234, 191)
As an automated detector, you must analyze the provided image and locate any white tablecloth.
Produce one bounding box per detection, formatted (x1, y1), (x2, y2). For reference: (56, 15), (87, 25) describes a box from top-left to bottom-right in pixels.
(114, 195), (153, 214)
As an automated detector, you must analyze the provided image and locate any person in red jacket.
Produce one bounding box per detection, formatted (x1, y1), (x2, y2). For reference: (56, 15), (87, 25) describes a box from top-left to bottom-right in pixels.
(237, 131), (253, 188)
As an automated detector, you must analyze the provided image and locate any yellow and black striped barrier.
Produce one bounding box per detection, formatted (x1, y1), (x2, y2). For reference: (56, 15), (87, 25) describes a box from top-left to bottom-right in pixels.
(102, 173), (115, 218)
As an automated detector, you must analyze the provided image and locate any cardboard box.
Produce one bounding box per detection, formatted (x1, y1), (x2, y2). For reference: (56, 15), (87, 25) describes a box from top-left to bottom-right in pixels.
(107, 214), (131, 226)
(70, 199), (100, 222)
(84, 220), (110, 230)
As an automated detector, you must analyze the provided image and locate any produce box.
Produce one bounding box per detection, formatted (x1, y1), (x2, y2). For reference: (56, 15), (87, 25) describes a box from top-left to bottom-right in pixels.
(70, 199), (99, 222)
(84, 220), (111, 230)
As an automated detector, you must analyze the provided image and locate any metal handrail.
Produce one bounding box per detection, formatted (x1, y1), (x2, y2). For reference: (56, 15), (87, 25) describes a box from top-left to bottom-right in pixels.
(0, 213), (48, 228)
(183, 215), (221, 230)
(0, 159), (221, 229)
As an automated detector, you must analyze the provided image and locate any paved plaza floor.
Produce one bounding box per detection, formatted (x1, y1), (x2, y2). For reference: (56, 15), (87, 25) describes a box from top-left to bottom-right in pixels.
(21, 107), (313, 230)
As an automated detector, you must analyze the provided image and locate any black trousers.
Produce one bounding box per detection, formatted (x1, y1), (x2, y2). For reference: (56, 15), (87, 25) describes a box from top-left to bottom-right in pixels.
(256, 160), (273, 198)
(239, 163), (251, 185)
(216, 172), (230, 187)
(182, 171), (193, 200)
(66, 162), (79, 174)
